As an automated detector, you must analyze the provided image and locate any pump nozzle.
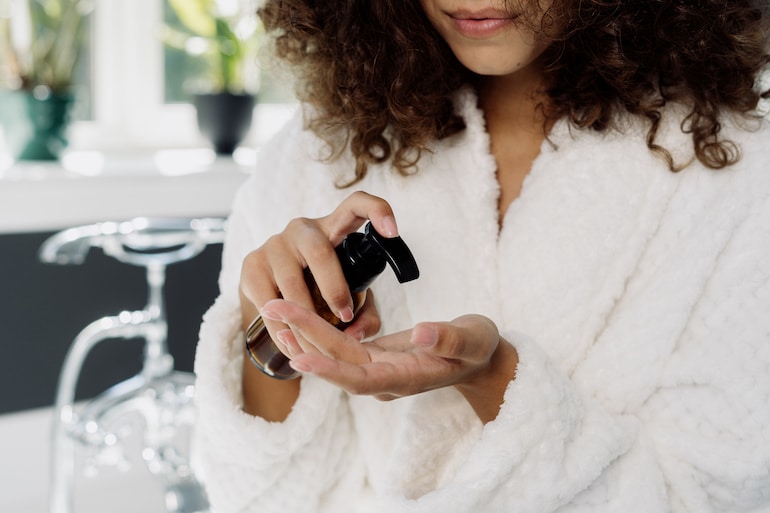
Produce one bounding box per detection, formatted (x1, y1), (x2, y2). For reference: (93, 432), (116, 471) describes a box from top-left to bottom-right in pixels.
(363, 222), (420, 283)
(336, 222), (419, 292)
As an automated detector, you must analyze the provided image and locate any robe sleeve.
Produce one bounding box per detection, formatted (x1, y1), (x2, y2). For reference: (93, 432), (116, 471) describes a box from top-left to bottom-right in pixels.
(377, 329), (639, 513)
(193, 114), (366, 513)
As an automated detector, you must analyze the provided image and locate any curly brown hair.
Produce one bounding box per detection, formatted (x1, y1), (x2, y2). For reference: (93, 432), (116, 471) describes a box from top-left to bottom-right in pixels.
(258, 0), (770, 183)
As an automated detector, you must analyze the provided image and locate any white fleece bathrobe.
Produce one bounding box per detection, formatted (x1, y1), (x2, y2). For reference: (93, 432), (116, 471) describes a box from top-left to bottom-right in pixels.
(194, 89), (770, 513)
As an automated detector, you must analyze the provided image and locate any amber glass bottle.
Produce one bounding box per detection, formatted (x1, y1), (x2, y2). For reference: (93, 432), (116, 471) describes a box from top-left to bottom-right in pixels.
(245, 222), (419, 379)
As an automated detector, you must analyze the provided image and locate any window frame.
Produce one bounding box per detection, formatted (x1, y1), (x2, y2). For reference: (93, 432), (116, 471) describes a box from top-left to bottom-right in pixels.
(69, 0), (294, 153)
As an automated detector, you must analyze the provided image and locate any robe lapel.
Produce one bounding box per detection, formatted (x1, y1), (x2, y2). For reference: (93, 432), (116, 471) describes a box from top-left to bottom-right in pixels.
(496, 121), (681, 374)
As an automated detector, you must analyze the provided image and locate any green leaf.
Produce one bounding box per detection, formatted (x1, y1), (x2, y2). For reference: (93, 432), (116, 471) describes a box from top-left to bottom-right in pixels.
(40, 0), (62, 21)
(168, 0), (217, 37)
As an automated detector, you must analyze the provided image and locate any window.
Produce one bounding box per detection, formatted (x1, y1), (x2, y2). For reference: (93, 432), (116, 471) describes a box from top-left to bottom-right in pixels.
(68, 0), (295, 153)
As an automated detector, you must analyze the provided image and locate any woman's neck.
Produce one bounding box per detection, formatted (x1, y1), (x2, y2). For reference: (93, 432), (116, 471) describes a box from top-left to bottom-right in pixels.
(477, 63), (551, 228)
(477, 60), (550, 133)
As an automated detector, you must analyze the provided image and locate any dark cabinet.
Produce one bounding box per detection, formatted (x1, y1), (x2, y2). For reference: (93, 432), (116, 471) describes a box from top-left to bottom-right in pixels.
(0, 231), (222, 414)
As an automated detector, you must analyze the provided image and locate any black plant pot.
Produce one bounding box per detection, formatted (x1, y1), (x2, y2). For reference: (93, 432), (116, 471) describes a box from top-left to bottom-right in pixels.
(192, 92), (255, 155)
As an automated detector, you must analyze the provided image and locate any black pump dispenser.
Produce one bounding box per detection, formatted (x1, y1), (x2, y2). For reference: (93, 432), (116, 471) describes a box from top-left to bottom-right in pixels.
(245, 222), (419, 379)
(337, 222), (420, 293)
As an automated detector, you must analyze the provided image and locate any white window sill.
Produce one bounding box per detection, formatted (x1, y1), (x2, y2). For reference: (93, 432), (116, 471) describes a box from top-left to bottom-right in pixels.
(64, 103), (297, 153)
(0, 149), (251, 235)
(0, 103), (297, 235)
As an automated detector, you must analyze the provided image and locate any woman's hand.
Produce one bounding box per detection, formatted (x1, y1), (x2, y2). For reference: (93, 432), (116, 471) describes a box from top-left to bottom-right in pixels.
(239, 191), (399, 354)
(259, 299), (519, 423)
(239, 192), (399, 421)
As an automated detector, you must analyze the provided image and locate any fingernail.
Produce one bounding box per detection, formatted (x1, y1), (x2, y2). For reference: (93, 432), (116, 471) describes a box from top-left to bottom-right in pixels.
(259, 305), (282, 322)
(411, 325), (438, 348)
(382, 216), (398, 237)
(338, 306), (354, 323)
(352, 330), (366, 342)
(276, 329), (292, 348)
(289, 359), (312, 373)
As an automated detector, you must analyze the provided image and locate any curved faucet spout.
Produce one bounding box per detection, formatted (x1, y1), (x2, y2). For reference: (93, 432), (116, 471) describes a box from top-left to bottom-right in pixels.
(49, 311), (168, 513)
(43, 217), (223, 513)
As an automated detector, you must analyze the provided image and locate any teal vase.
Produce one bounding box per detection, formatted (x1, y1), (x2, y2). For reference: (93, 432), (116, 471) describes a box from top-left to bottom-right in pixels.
(0, 89), (75, 161)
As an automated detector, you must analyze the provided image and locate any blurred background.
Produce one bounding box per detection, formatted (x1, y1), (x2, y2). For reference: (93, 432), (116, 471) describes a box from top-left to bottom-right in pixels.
(0, 0), (295, 158)
(0, 1), (297, 511)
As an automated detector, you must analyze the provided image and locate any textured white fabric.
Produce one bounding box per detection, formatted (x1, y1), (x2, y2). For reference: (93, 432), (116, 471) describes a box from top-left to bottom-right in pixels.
(194, 89), (770, 513)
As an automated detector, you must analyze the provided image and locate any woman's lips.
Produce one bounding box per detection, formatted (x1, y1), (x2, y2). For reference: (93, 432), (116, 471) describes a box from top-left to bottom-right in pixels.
(448, 9), (517, 38)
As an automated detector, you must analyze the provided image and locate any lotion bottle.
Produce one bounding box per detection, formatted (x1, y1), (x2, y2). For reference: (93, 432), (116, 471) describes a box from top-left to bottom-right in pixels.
(245, 222), (420, 379)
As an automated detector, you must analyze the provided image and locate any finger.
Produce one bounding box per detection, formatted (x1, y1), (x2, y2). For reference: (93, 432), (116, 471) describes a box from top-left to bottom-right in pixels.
(289, 353), (401, 395)
(240, 257), (313, 351)
(283, 216), (358, 322)
(240, 247), (278, 308)
(412, 315), (499, 364)
(280, 320), (326, 357)
(240, 249), (289, 344)
(275, 328), (304, 358)
(319, 191), (399, 244)
(341, 290), (381, 340)
(280, 219), (342, 313)
(261, 299), (370, 363)
(292, 236), (354, 323)
(260, 300), (321, 356)
(290, 349), (453, 397)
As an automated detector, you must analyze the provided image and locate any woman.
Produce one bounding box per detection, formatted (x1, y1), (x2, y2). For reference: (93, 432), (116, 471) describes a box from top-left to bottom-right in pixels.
(194, 1), (770, 512)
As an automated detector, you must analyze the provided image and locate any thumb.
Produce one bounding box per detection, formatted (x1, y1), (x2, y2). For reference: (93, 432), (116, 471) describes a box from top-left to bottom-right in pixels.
(411, 315), (499, 363)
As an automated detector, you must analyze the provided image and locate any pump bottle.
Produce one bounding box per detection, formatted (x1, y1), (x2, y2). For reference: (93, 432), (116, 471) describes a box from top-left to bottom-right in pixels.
(245, 222), (420, 379)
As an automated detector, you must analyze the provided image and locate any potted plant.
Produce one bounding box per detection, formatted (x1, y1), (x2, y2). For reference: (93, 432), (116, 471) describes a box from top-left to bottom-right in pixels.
(0, 0), (90, 161)
(163, 0), (261, 155)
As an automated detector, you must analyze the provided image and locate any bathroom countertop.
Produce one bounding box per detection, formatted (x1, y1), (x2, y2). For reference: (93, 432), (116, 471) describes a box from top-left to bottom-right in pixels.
(0, 148), (252, 234)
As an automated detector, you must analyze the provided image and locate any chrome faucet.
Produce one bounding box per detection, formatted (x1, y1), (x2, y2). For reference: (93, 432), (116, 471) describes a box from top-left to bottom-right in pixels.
(40, 217), (226, 513)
